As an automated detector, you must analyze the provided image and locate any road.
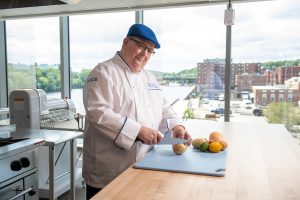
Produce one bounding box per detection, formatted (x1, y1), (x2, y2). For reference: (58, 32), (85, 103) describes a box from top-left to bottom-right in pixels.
(173, 98), (267, 123)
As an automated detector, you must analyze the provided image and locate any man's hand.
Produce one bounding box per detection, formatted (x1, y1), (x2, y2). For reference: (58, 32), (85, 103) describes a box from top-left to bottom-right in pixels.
(172, 125), (192, 146)
(137, 126), (164, 145)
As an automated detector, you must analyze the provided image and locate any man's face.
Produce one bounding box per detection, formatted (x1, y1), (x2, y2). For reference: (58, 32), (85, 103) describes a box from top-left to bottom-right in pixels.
(120, 37), (155, 73)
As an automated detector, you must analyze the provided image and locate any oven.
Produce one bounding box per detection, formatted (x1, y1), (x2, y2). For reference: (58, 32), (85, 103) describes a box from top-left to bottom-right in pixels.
(0, 135), (44, 200)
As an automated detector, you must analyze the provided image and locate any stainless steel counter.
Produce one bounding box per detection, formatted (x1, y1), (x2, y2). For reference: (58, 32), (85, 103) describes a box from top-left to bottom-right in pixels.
(4, 128), (83, 200)
(9, 128), (83, 146)
(0, 108), (9, 115)
(0, 137), (45, 159)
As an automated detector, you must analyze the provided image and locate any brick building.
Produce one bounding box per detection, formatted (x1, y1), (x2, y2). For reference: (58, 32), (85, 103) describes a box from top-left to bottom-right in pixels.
(235, 74), (267, 94)
(265, 66), (300, 85)
(197, 59), (225, 99)
(252, 77), (300, 106)
(197, 59), (261, 98)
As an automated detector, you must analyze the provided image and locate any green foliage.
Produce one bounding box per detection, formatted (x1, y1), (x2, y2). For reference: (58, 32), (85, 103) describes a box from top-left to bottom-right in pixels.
(80, 69), (92, 84)
(183, 107), (194, 119)
(35, 67), (61, 92)
(262, 59), (300, 69)
(159, 68), (197, 78)
(8, 63), (92, 94)
(8, 63), (36, 94)
(178, 68), (197, 78)
(264, 102), (300, 129)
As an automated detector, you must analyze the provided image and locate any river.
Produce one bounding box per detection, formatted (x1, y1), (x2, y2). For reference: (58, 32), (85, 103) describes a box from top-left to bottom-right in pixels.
(47, 86), (194, 114)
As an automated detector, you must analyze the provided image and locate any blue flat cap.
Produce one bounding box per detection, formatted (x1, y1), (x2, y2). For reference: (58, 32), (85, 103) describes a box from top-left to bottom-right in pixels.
(127, 24), (160, 49)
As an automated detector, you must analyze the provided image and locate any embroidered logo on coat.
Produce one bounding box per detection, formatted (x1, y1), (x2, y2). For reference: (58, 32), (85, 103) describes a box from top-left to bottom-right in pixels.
(147, 82), (161, 90)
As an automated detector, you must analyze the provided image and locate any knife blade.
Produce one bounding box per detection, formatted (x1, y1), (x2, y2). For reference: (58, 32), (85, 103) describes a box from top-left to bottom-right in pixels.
(157, 130), (188, 145)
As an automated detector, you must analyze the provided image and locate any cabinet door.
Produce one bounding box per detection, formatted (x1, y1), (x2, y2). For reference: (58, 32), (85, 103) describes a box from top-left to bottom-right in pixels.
(24, 173), (39, 200)
(0, 179), (23, 200)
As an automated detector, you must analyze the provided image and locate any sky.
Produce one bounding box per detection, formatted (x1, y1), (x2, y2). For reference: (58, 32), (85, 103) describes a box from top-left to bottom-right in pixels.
(4, 0), (300, 73)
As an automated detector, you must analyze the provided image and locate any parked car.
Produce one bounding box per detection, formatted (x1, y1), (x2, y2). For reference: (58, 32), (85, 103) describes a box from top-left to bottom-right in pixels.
(218, 94), (224, 101)
(253, 108), (263, 116)
(201, 98), (210, 104)
(211, 108), (232, 115)
(242, 100), (252, 109)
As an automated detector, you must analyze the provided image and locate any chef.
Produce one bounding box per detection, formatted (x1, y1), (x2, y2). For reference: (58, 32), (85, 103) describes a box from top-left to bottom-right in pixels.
(82, 23), (192, 199)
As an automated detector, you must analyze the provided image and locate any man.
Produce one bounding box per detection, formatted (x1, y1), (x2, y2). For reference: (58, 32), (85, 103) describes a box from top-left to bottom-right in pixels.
(83, 23), (192, 199)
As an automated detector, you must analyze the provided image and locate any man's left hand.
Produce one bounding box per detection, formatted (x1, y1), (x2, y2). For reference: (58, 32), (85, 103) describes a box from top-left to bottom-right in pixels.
(172, 125), (192, 145)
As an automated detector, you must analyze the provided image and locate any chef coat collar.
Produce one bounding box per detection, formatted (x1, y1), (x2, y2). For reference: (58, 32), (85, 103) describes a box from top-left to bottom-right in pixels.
(116, 51), (142, 74)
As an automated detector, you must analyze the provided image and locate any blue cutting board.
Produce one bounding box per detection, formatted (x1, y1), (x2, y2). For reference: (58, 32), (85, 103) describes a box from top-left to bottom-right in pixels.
(134, 145), (227, 177)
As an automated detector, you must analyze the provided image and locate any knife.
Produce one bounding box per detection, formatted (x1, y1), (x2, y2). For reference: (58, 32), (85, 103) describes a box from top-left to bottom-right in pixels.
(156, 130), (188, 145)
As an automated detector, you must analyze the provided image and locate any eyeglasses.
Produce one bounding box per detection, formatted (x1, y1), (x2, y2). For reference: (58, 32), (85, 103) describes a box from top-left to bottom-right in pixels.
(129, 37), (155, 55)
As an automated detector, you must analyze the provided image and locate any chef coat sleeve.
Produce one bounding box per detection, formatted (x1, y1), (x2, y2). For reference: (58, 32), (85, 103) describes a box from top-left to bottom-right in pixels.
(83, 68), (141, 150)
(158, 92), (183, 133)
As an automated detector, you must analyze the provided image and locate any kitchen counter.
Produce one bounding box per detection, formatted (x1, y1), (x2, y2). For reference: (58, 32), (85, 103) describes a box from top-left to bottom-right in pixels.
(9, 128), (83, 200)
(0, 126), (45, 159)
(92, 120), (300, 200)
(15, 128), (83, 146)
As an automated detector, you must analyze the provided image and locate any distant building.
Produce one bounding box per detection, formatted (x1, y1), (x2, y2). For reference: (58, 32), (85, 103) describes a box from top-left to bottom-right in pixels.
(265, 66), (300, 85)
(285, 77), (300, 90)
(235, 74), (267, 95)
(197, 59), (225, 99)
(232, 63), (262, 76)
(252, 77), (300, 106)
(197, 58), (261, 98)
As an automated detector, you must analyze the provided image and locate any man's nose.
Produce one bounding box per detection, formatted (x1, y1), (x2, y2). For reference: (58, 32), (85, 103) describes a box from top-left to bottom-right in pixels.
(139, 47), (147, 55)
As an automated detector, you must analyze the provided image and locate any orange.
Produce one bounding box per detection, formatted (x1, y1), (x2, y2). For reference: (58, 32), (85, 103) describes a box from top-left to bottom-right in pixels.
(209, 142), (222, 153)
(209, 131), (223, 142)
(218, 139), (228, 151)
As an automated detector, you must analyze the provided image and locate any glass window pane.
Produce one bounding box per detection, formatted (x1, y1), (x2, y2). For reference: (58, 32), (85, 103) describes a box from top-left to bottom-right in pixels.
(70, 12), (134, 114)
(6, 17), (61, 98)
(144, 6), (226, 118)
(235, 0), (300, 128)
(144, 0), (300, 126)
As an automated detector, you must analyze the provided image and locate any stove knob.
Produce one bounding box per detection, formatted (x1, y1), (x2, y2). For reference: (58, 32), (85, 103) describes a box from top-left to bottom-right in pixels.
(20, 157), (30, 168)
(11, 160), (22, 171)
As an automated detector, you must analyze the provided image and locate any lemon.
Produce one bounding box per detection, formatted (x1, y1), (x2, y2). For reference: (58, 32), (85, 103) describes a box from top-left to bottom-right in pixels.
(199, 142), (209, 152)
(209, 142), (222, 153)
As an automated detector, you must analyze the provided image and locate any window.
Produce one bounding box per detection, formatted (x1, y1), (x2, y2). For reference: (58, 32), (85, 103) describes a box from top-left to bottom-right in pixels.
(144, 5), (225, 102)
(2, 0), (299, 128)
(271, 94), (275, 102)
(69, 12), (134, 114)
(262, 93), (267, 103)
(288, 94), (292, 102)
(279, 94), (284, 102)
(6, 17), (61, 98)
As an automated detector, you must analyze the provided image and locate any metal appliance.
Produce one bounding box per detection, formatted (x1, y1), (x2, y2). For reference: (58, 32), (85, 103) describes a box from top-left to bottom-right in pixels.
(8, 89), (83, 199)
(9, 89), (76, 129)
(0, 126), (45, 200)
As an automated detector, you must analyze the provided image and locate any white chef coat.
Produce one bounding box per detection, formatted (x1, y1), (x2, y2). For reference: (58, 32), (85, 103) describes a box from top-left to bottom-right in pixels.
(82, 52), (182, 188)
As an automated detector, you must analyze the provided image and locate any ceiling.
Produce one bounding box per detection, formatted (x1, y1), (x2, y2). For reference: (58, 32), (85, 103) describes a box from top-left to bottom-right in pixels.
(0, 0), (272, 20)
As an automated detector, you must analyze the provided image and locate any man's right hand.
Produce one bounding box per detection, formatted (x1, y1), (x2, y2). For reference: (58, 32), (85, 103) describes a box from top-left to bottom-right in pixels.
(137, 126), (164, 145)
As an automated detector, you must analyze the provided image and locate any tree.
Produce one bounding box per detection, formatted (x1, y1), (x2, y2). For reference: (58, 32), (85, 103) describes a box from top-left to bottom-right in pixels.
(264, 102), (300, 129)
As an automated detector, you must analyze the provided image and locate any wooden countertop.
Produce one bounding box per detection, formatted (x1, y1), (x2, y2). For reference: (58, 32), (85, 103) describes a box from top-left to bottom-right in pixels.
(92, 120), (300, 200)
